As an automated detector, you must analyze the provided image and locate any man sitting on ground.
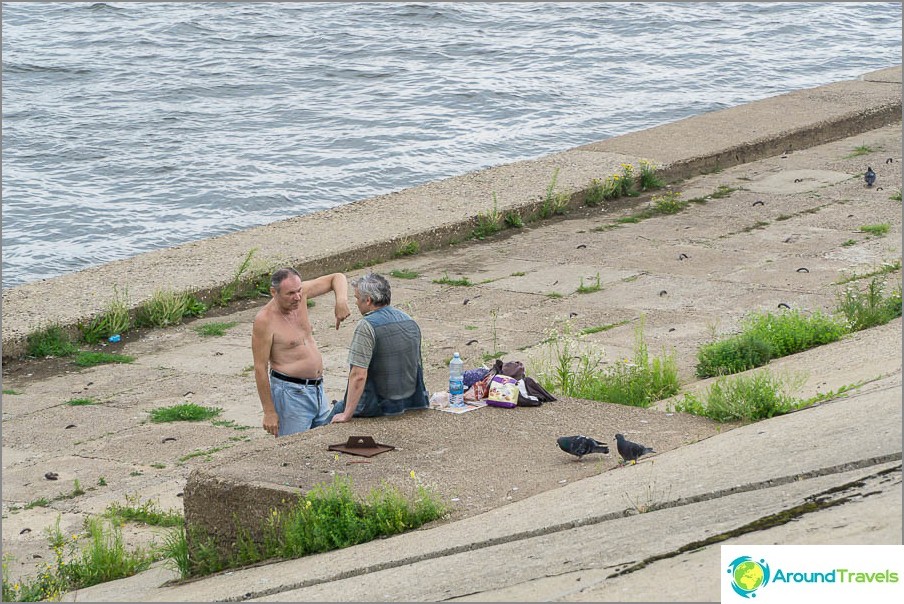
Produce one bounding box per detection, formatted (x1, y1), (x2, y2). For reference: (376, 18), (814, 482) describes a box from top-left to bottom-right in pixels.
(251, 267), (350, 437)
(330, 272), (429, 423)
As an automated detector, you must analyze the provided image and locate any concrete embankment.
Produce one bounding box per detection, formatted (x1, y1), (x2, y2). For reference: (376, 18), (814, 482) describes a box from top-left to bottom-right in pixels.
(0, 66), (900, 602)
(2, 65), (901, 359)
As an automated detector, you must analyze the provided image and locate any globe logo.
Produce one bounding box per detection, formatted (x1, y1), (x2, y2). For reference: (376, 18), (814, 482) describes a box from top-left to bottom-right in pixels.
(727, 556), (771, 598)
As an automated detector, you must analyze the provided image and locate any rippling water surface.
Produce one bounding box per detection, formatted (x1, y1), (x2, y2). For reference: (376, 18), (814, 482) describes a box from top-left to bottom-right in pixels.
(2, 2), (901, 288)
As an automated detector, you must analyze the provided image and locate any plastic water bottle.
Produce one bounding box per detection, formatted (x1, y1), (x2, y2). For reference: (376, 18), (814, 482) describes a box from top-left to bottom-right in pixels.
(449, 352), (465, 407)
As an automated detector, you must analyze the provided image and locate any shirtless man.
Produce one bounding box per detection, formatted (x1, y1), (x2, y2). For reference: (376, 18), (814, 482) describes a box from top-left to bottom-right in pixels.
(251, 267), (350, 437)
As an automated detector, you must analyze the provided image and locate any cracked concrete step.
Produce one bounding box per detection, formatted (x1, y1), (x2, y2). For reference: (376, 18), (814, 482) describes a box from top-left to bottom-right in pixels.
(457, 467), (903, 602)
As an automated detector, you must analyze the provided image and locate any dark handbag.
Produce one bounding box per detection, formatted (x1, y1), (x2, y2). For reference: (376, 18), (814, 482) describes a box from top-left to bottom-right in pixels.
(518, 376), (556, 407)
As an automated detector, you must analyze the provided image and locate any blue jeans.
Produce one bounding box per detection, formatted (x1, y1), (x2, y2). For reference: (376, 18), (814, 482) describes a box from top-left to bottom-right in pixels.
(269, 377), (331, 436)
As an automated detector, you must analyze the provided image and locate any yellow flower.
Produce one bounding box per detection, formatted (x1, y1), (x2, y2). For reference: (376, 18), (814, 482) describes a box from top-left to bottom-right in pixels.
(409, 470), (416, 480)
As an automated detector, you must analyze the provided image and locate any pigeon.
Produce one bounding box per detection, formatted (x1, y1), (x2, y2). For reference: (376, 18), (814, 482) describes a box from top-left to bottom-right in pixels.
(865, 167), (876, 188)
(557, 435), (609, 460)
(615, 433), (655, 465)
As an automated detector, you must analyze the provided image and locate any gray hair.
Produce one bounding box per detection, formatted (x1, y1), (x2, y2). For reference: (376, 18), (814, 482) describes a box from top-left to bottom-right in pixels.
(270, 267), (301, 292)
(351, 272), (391, 306)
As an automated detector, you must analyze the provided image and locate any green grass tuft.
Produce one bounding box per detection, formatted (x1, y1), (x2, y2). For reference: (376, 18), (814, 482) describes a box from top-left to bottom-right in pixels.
(579, 320), (631, 335)
(394, 240), (420, 257)
(835, 260), (901, 285)
(472, 193), (504, 240)
(432, 274), (473, 287)
(389, 269), (420, 280)
(576, 273), (602, 294)
(538, 168), (570, 218)
(66, 398), (97, 406)
(26, 324), (78, 358)
(844, 145), (873, 158)
(148, 403), (222, 423)
(651, 191), (687, 214)
(638, 159), (664, 191)
(105, 494), (183, 527)
(73, 352), (135, 368)
(503, 211), (524, 228)
(859, 223), (890, 237)
(675, 371), (802, 422)
(709, 185), (736, 199)
(193, 321), (238, 337)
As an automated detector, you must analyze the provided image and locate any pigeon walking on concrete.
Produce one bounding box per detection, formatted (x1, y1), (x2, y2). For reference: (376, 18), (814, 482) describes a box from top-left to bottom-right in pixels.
(865, 166), (876, 188)
(557, 435), (609, 460)
(615, 433), (655, 465)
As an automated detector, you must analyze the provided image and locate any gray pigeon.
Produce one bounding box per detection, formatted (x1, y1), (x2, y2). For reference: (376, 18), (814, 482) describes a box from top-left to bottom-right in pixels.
(865, 166), (876, 187)
(557, 435), (609, 460)
(615, 433), (655, 465)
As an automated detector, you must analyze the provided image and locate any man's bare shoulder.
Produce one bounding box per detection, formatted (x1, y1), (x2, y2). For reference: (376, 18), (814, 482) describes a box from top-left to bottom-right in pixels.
(253, 302), (276, 328)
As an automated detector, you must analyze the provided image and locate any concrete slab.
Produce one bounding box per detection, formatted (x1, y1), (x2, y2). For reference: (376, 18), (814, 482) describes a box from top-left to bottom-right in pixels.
(744, 169), (855, 194)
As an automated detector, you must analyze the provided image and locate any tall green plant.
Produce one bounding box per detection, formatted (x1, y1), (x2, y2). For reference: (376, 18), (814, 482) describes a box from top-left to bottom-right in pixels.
(79, 286), (131, 344)
(638, 159), (664, 191)
(3, 516), (156, 602)
(135, 290), (191, 328)
(219, 248), (258, 305)
(535, 318), (679, 407)
(472, 193), (504, 239)
(538, 168), (570, 218)
(835, 277), (902, 331)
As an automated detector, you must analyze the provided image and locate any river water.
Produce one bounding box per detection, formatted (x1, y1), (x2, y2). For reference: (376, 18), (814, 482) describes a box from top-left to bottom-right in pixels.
(2, 2), (901, 288)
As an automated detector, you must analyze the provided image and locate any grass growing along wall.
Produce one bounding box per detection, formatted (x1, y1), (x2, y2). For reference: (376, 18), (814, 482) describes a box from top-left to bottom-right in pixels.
(696, 275), (901, 379)
(25, 324), (78, 358)
(674, 371), (803, 422)
(78, 287), (131, 344)
(135, 290), (206, 328)
(695, 309), (848, 378)
(166, 474), (447, 579)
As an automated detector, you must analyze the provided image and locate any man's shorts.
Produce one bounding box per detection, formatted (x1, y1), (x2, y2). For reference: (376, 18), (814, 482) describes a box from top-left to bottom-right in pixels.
(269, 373), (331, 437)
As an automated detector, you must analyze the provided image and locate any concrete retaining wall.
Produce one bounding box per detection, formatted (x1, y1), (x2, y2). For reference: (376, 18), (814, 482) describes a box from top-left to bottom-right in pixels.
(2, 66), (900, 360)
